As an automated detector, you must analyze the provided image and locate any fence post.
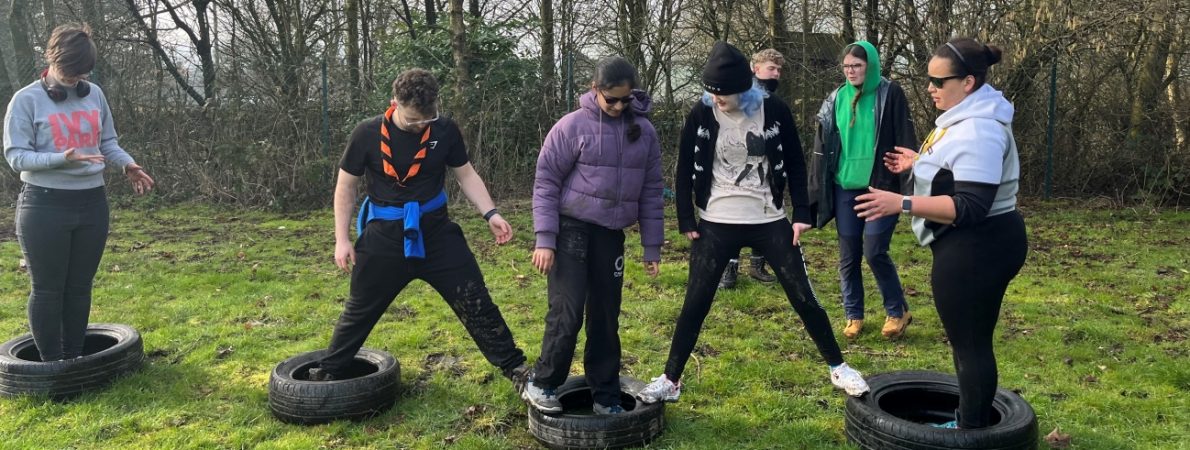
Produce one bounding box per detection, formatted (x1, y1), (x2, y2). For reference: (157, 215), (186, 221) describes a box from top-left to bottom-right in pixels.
(322, 55), (330, 156)
(1045, 49), (1057, 200)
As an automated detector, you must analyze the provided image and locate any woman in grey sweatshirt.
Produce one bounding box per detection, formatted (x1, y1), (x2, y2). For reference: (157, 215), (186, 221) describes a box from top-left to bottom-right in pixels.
(2, 24), (154, 361)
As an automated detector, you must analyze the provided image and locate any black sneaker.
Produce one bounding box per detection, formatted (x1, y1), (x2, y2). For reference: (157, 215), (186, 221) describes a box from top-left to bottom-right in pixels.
(718, 259), (739, 289)
(307, 367), (336, 382)
(748, 256), (776, 282)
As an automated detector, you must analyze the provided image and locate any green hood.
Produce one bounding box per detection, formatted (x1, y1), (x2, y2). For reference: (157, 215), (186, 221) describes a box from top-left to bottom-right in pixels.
(834, 40), (882, 189)
(852, 40), (881, 94)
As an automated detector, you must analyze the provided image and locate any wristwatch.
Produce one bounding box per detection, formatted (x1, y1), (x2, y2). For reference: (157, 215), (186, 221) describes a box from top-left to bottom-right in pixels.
(901, 196), (912, 214)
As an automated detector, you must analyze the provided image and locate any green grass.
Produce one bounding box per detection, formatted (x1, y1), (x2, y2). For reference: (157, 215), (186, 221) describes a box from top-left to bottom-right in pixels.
(0, 199), (1186, 449)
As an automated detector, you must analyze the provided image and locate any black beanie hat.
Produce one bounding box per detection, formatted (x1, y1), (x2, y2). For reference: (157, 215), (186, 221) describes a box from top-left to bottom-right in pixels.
(702, 41), (752, 95)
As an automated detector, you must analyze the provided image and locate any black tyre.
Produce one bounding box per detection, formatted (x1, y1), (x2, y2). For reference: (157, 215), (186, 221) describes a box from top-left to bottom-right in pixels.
(528, 375), (665, 450)
(0, 323), (144, 400)
(268, 349), (400, 425)
(845, 371), (1037, 450)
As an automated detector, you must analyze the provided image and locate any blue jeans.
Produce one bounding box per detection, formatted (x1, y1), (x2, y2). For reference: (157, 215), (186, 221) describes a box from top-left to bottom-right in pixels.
(16, 184), (110, 361)
(834, 185), (906, 320)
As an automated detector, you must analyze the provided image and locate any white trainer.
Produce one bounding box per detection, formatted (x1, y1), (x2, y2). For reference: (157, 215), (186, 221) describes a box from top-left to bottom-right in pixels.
(830, 363), (870, 397)
(522, 378), (563, 413)
(636, 374), (681, 404)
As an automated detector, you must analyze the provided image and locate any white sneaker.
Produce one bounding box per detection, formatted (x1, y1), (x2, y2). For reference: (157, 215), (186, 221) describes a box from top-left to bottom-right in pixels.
(830, 363), (870, 397)
(636, 374), (681, 404)
(522, 378), (563, 413)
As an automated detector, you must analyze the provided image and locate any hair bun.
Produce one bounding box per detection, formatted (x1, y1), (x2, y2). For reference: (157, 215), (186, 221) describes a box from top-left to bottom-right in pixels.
(984, 44), (1003, 66)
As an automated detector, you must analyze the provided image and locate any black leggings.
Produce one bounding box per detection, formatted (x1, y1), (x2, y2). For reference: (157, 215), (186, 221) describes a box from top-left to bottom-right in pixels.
(664, 219), (844, 382)
(15, 184), (110, 361)
(320, 213), (526, 377)
(930, 210), (1027, 428)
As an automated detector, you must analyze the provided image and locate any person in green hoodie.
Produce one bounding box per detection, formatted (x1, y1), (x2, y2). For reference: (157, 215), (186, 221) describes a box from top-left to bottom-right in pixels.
(808, 41), (917, 340)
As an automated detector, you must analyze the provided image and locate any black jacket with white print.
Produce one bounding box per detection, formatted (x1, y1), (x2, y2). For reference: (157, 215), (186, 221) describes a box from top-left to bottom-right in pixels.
(674, 96), (809, 233)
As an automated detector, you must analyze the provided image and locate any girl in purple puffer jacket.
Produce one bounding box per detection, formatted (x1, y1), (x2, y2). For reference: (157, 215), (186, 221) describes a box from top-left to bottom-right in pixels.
(522, 57), (664, 415)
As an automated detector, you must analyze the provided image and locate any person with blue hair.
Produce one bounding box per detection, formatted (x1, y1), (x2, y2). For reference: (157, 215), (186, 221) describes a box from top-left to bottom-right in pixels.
(637, 41), (870, 405)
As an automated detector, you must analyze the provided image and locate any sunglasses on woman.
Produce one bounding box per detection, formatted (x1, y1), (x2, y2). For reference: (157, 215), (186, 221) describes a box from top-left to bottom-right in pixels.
(928, 75), (965, 89)
(600, 91), (635, 105)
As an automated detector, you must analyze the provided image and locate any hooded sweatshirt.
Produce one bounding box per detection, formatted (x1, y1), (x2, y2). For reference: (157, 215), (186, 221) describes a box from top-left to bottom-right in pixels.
(834, 40), (881, 189)
(533, 89), (665, 262)
(3, 80), (135, 189)
(912, 83), (1019, 246)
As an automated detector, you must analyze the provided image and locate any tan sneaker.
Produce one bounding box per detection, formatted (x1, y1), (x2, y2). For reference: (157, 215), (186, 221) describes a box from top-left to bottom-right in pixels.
(843, 319), (864, 339)
(881, 312), (913, 339)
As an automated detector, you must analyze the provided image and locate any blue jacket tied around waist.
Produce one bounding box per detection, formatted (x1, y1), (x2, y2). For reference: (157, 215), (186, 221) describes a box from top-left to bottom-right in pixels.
(356, 190), (448, 259)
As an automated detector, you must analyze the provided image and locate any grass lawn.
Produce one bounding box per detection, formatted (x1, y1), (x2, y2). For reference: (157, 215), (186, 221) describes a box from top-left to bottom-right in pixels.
(0, 198), (1186, 449)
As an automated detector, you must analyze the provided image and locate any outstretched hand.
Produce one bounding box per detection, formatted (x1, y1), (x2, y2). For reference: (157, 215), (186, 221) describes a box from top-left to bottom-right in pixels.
(854, 187), (901, 222)
(883, 146), (917, 174)
(124, 163), (155, 195)
(64, 148), (104, 164)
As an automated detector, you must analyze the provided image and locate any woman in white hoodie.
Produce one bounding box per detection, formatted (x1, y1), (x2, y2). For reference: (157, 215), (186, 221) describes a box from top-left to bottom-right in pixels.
(853, 38), (1026, 429)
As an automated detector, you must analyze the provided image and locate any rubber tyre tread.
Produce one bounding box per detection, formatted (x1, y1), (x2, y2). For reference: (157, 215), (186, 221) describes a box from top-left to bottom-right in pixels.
(0, 323), (144, 400)
(844, 371), (1037, 450)
(268, 349), (400, 425)
(527, 375), (665, 450)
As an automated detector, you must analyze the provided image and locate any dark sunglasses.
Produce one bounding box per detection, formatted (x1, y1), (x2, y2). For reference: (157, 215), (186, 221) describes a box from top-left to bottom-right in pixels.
(600, 91), (634, 105)
(928, 75), (965, 89)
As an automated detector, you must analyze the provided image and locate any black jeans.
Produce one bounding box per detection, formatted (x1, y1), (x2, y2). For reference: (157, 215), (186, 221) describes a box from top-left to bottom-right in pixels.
(320, 212), (526, 377)
(664, 219), (844, 382)
(533, 216), (626, 407)
(15, 184), (109, 361)
(931, 210), (1027, 428)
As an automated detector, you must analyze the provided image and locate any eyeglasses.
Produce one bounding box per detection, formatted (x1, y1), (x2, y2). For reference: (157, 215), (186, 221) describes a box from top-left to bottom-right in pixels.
(600, 91), (635, 105)
(840, 63), (865, 71)
(398, 105), (440, 127)
(927, 75), (965, 89)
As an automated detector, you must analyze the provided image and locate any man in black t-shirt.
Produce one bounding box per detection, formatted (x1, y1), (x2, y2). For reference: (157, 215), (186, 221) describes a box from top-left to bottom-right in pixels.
(311, 69), (529, 390)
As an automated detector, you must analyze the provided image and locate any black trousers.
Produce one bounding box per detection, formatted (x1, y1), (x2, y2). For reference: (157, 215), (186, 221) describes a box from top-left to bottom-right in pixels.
(931, 210), (1027, 428)
(533, 217), (626, 407)
(16, 184), (109, 361)
(664, 219), (844, 381)
(320, 212), (526, 377)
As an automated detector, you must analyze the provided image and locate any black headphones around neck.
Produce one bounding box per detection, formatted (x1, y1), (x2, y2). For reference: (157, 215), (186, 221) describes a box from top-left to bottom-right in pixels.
(41, 77), (91, 102)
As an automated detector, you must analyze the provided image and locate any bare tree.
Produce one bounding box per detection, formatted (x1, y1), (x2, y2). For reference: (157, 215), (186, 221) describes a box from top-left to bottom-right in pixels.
(123, 0), (217, 106)
(346, 0), (361, 104)
(540, 0), (556, 111)
(40, 0), (53, 36)
(840, 0), (854, 42)
(618, 0), (646, 70)
(9, 0), (37, 81)
(393, 0), (419, 39)
(449, 0), (472, 148)
(0, 39), (12, 104)
(219, 0), (334, 104)
(863, 0), (877, 45)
